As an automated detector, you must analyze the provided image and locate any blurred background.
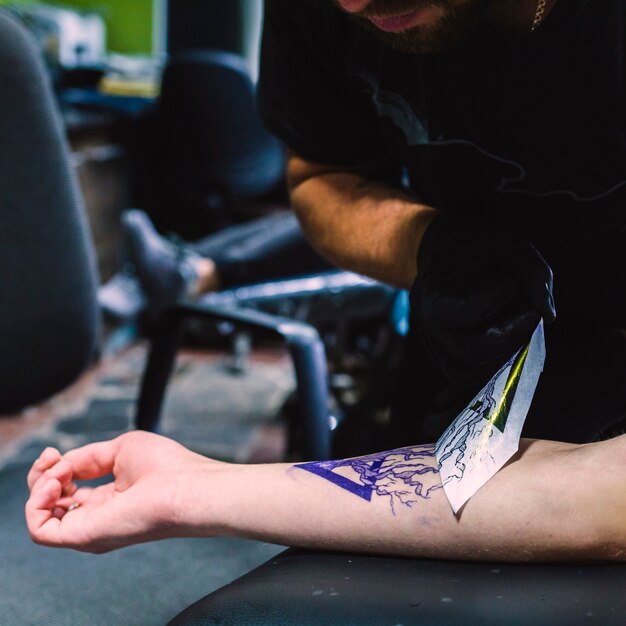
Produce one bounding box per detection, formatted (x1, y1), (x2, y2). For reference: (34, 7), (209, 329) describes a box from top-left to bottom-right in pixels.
(2, 0), (265, 282)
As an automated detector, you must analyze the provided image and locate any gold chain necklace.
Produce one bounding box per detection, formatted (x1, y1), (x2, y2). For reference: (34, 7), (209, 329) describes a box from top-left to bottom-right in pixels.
(531, 0), (547, 32)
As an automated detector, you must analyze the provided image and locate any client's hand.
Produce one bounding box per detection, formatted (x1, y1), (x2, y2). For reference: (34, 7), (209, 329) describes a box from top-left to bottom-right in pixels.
(25, 431), (221, 553)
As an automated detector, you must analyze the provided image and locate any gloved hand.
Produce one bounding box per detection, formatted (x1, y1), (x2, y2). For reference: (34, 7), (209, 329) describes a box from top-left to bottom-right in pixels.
(410, 214), (556, 387)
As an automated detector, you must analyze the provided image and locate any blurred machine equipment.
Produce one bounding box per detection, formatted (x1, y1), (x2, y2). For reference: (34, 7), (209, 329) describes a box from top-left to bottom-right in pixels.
(11, 4), (105, 69)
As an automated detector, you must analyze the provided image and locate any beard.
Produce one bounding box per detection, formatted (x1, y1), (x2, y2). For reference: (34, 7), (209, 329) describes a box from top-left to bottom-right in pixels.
(336, 0), (496, 55)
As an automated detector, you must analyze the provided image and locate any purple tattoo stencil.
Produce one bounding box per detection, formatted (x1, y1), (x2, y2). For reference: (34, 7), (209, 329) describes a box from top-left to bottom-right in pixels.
(295, 445), (442, 513)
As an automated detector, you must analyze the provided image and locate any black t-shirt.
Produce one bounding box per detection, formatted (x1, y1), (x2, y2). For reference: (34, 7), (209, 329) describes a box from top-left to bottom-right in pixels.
(258, 0), (626, 326)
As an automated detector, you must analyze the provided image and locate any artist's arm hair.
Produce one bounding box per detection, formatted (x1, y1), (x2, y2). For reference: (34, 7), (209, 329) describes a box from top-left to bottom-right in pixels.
(286, 152), (437, 289)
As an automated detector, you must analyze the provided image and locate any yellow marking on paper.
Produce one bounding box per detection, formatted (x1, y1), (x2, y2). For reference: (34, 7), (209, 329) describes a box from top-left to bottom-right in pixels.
(476, 342), (530, 453)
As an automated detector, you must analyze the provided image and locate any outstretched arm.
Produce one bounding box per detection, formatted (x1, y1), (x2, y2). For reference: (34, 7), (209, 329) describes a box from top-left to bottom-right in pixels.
(25, 431), (626, 560)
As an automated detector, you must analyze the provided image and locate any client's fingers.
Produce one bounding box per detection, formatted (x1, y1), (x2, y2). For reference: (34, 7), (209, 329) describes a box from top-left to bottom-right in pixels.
(27, 447), (61, 490)
(62, 438), (121, 480)
(52, 506), (67, 520)
(31, 459), (74, 495)
(62, 481), (78, 498)
(25, 477), (63, 543)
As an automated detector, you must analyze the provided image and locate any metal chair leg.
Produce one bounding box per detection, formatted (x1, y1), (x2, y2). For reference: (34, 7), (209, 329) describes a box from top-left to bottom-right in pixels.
(135, 302), (332, 460)
(135, 311), (185, 432)
(286, 333), (331, 461)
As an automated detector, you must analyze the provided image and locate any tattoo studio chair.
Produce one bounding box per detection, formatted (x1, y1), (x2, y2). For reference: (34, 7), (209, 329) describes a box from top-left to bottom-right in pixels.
(0, 10), (100, 416)
(135, 271), (405, 461)
(136, 298), (333, 460)
(146, 49), (286, 238)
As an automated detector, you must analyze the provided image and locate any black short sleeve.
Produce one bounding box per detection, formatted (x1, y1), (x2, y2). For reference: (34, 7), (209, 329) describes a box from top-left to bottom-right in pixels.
(257, 0), (388, 167)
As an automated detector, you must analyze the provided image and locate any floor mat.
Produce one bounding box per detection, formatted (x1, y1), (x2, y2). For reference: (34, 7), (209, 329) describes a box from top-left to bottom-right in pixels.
(0, 343), (293, 625)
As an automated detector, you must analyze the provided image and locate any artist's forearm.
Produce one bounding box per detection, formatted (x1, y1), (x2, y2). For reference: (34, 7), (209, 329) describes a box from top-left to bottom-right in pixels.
(187, 437), (626, 562)
(288, 156), (436, 289)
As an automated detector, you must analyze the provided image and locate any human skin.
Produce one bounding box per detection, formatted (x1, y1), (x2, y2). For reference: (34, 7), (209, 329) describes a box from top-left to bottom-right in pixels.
(25, 430), (626, 560)
(287, 154), (437, 289)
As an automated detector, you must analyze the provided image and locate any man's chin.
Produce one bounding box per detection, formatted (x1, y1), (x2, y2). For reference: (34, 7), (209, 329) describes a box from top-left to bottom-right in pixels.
(374, 27), (458, 54)
(359, 20), (465, 55)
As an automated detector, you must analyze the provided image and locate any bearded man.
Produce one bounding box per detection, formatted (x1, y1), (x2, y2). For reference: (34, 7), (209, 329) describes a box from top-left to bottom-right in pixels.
(257, 0), (626, 446)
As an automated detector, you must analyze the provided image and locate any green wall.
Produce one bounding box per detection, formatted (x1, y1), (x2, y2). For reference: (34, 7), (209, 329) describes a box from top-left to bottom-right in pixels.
(3, 1), (153, 54)
(67, 0), (152, 54)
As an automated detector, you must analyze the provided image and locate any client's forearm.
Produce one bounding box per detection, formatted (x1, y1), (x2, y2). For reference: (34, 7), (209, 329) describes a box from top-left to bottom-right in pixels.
(185, 437), (626, 562)
(25, 431), (626, 559)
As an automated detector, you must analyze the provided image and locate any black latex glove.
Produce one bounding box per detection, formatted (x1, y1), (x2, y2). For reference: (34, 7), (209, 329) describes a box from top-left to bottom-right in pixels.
(410, 214), (556, 387)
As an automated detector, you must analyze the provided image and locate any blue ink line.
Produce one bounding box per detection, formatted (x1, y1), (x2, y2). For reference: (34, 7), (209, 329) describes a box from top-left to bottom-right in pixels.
(295, 462), (375, 501)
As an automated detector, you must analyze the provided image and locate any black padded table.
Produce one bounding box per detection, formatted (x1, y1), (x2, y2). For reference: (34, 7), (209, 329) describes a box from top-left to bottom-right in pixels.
(169, 549), (626, 626)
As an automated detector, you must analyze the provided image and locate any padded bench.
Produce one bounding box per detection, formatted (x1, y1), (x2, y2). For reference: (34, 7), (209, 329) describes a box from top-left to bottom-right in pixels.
(169, 548), (626, 625)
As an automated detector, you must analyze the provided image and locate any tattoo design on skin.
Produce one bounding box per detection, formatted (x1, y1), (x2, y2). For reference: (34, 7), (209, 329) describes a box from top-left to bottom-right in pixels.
(435, 373), (500, 481)
(436, 343), (528, 482)
(295, 445), (442, 514)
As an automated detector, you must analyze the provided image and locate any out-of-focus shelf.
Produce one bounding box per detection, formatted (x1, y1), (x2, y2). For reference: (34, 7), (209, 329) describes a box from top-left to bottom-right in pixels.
(60, 87), (156, 132)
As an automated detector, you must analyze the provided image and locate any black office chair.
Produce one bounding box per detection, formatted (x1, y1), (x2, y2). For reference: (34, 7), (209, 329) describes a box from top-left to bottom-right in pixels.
(155, 49), (286, 237)
(0, 9), (100, 414)
(136, 299), (333, 460)
(134, 270), (407, 461)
